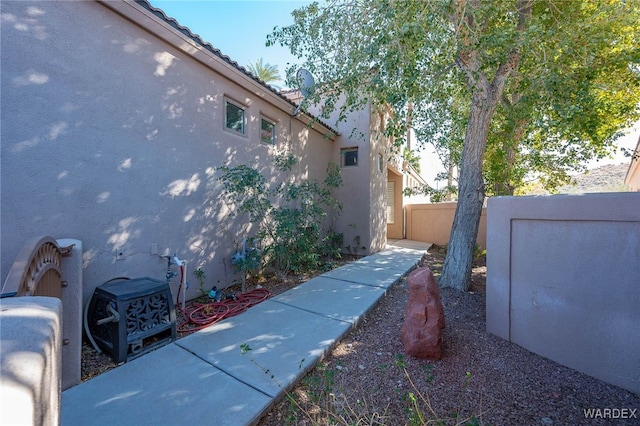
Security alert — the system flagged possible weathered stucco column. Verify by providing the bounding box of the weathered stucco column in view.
[0,296,63,426]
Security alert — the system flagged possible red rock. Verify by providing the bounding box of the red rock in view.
[400,267,445,359]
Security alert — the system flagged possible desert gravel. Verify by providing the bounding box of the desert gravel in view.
[258,251,640,426]
[81,249,639,425]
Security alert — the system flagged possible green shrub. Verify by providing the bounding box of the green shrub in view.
[217,157,343,279]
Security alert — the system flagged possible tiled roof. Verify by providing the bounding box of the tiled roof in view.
[135,0,338,135]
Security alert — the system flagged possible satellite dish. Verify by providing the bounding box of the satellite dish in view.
[293,68,315,116]
[296,68,315,98]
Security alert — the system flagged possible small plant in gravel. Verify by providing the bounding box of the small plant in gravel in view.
[394,357,491,426]
[246,344,491,425]
[241,344,389,425]
[422,364,435,384]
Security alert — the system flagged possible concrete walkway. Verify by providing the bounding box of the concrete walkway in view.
[62,240,429,426]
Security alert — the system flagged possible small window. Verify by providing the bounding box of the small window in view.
[260,118,276,145]
[377,154,384,172]
[225,100,245,134]
[341,147,358,167]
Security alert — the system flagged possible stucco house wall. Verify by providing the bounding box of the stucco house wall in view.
[624,136,640,191]
[331,102,378,254]
[299,94,391,255]
[0,0,339,306]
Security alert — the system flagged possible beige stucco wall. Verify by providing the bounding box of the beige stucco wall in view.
[331,102,375,254]
[487,193,640,394]
[405,202,487,248]
[0,1,335,307]
[305,97,390,255]
[625,137,640,191]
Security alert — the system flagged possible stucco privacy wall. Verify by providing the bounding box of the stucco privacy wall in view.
[1,1,337,307]
[405,203,487,248]
[487,193,640,394]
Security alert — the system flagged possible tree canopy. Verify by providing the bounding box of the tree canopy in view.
[483,1,640,195]
[269,0,640,290]
[246,58,281,85]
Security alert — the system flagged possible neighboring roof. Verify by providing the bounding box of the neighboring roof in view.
[134,0,339,136]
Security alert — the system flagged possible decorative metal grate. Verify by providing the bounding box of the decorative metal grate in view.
[87,277,176,364]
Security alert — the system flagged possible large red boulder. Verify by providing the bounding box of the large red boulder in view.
[400,267,446,359]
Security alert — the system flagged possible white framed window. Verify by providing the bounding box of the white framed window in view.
[260,117,276,145]
[225,99,245,134]
[341,147,358,167]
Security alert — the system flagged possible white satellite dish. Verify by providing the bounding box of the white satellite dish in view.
[297,68,315,98]
[293,68,315,116]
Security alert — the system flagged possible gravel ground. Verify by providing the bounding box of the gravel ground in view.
[82,248,639,425]
[258,249,640,426]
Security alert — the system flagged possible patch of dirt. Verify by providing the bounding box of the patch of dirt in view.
[82,248,639,426]
[258,247,639,426]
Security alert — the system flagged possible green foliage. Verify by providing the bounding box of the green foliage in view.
[482,1,640,195]
[403,147,421,173]
[474,246,486,261]
[269,0,640,291]
[246,57,280,85]
[217,159,343,279]
[240,343,252,355]
[319,229,343,263]
[231,237,261,292]
[344,224,366,255]
[421,364,435,384]
[193,268,207,297]
[274,152,296,172]
[403,182,458,203]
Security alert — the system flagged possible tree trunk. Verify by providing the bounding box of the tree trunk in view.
[439,91,497,291]
[446,148,455,201]
[440,0,530,292]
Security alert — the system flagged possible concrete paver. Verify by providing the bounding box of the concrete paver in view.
[62,240,429,425]
[271,276,387,323]
[320,264,406,289]
[176,299,352,399]
[62,343,273,426]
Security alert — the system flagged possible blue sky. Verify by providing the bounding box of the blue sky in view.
[150,0,636,172]
[150,1,312,88]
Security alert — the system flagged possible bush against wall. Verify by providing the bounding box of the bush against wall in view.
[217,156,343,279]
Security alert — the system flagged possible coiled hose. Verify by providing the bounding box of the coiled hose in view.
[176,287,270,334]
